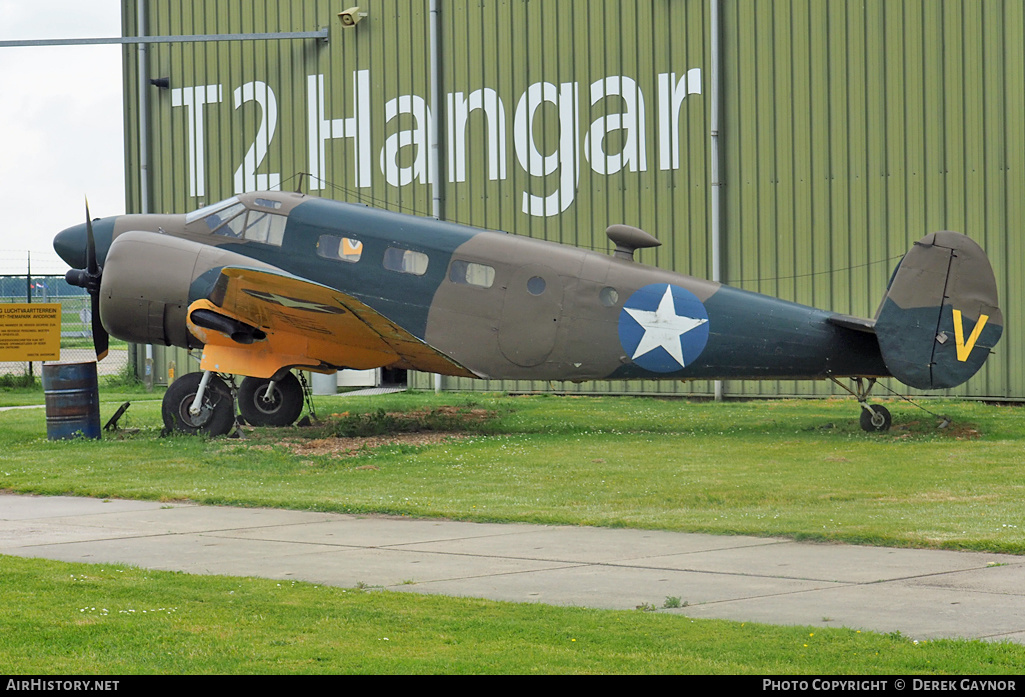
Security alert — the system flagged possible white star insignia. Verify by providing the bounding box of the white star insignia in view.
[624,285,708,368]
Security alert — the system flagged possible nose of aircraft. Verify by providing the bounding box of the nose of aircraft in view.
[54,217,117,269]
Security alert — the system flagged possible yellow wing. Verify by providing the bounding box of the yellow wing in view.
[186,266,478,379]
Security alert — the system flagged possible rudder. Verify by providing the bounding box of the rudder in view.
[874,231,1002,390]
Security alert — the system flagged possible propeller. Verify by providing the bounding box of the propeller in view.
[64,200,109,361]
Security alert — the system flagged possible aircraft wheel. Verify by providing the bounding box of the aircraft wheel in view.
[859,405,892,432]
[238,374,304,427]
[162,372,235,437]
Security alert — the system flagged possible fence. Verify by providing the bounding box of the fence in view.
[0,253,131,380]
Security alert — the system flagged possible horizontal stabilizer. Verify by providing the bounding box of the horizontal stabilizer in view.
[874,231,1002,390]
[827,314,877,334]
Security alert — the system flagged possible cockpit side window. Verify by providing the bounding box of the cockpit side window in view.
[214,208,248,237]
[186,196,287,245]
[245,211,287,245]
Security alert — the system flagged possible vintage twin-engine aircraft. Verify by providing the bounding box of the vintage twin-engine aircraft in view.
[55,190,1003,435]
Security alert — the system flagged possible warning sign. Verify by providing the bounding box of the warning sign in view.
[0,303,61,361]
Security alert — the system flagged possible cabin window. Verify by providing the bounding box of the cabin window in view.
[244,211,288,246]
[449,260,495,288]
[384,247,429,276]
[526,276,546,295]
[599,287,619,307]
[316,235,363,263]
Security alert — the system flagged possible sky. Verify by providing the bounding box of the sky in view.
[0,1,124,275]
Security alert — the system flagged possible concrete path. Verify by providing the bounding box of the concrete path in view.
[2,493,1023,644]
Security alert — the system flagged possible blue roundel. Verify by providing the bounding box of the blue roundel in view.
[618,284,710,373]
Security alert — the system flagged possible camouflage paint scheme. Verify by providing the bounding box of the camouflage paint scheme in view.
[54,190,1001,395]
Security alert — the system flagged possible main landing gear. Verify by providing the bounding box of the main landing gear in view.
[238,374,304,427]
[162,371,235,436]
[829,376,892,432]
[161,370,308,436]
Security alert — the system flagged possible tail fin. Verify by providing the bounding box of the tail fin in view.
[874,231,1002,390]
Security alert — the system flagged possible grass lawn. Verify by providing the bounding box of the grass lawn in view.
[2,386,1024,673]
[3,555,1024,675]
[2,390,1024,552]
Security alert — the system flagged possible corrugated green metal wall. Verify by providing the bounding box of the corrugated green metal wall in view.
[428,0,714,396]
[122,1,1024,400]
[719,0,1023,399]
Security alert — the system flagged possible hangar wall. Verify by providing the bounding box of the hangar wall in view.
[122,0,1024,400]
[719,0,1023,400]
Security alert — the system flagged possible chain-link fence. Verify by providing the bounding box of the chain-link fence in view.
[1,253,130,381]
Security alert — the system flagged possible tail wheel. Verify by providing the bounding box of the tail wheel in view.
[859,405,892,432]
[238,373,304,427]
[162,372,234,436]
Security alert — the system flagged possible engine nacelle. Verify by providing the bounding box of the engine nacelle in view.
[99,231,278,348]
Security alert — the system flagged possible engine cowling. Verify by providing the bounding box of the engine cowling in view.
[98,231,277,348]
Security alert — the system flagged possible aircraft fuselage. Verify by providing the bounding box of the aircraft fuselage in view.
[57,192,889,383]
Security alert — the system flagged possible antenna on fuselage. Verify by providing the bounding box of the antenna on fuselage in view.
[606,225,661,261]
[295,172,308,194]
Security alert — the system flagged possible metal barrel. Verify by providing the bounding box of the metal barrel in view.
[41,362,101,440]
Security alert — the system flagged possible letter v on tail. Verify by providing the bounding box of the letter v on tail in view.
[953,309,989,363]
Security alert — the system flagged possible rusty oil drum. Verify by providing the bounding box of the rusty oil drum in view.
[42,362,101,440]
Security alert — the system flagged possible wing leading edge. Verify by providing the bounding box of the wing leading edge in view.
[186,266,478,379]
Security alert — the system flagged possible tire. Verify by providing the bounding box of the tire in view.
[238,373,304,427]
[859,405,892,432]
[162,372,235,436]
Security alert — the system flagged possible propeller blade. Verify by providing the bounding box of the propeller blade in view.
[85,199,98,276]
[91,293,109,361]
[73,197,108,360]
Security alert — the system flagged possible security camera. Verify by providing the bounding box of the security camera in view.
[338,6,366,27]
